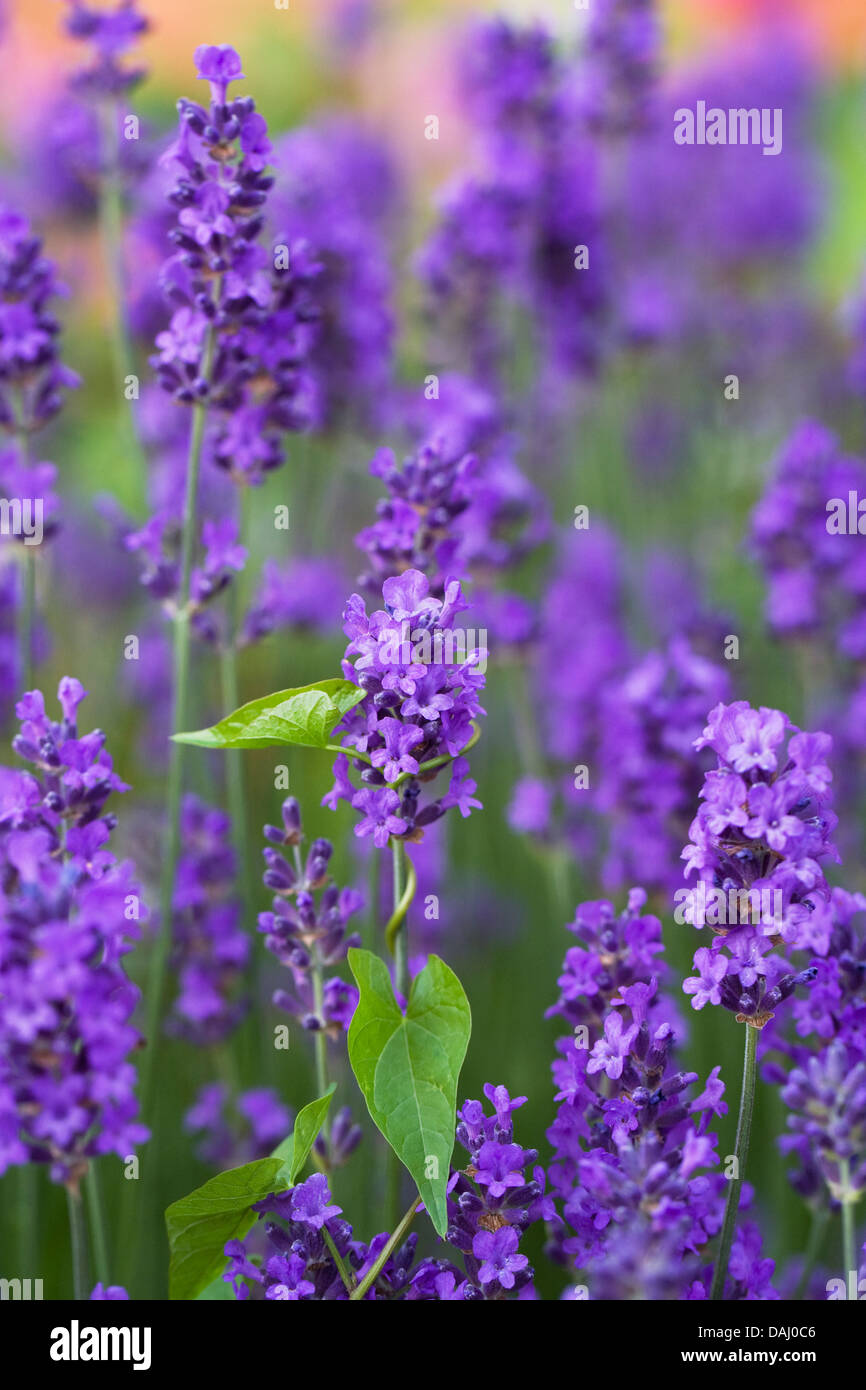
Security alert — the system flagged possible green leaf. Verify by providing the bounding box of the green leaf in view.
[347,948,471,1236]
[272,1084,336,1187]
[196,1275,234,1301]
[166,1085,336,1300]
[165,1157,284,1302]
[172,678,365,751]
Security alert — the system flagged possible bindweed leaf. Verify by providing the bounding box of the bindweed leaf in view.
[167,1086,335,1300]
[272,1083,336,1187]
[165,1157,284,1302]
[347,948,471,1236]
[172,678,365,750]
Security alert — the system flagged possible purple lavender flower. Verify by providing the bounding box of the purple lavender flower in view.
[63,0,149,95]
[580,0,660,134]
[0,682,148,1186]
[0,208,80,436]
[408,1083,540,1300]
[258,799,363,1166]
[224,1173,414,1301]
[545,891,779,1299]
[324,569,485,854]
[152,48,321,483]
[681,701,838,1027]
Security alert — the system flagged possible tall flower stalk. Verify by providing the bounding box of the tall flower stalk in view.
[681,699,838,1296]
[140,335,214,1114]
[141,41,318,1107]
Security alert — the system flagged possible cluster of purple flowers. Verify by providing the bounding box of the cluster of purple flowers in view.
[681,701,838,1025]
[750,421,866,643]
[125,510,246,640]
[408,1084,544,1299]
[0,680,148,1185]
[258,797,362,1042]
[153,44,320,481]
[62,0,149,96]
[324,569,485,848]
[355,441,478,599]
[757,886,866,1224]
[357,381,548,619]
[223,1083,541,1300]
[546,892,776,1299]
[580,0,660,135]
[0,207,80,440]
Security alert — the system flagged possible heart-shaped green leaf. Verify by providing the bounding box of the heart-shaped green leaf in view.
[172,678,365,750]
[270,1084,336,1187]
[166,1086,336,1300]
[166,1157,284,1302]
[347,948,471,1236]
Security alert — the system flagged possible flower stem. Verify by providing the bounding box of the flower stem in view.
[66,1187,90,1302]
[140,339,214,1121]
[292,844,330,1143]
[349,1195,420,1300]
[385,839,412,1227]
[385,840,415,977]
[219,641,252,927]
[322,1228,355,1294]
[85,1162,111,1289]
[710,1021,758,1301]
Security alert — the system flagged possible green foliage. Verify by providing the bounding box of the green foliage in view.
[347,949,471,1236]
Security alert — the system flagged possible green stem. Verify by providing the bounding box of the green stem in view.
[325,743,372,765]
[710,1022,759,1301]
[66,1187,90,1301]
[293,845,330,1144]
[385,840,412,1228]
[322,1228,355,1294]
[385,844,416,966]
[350,1196,420,1301]
[220,641,252,926]
[389,838,409,1000]
[85,1162,111,1288]
[140,331,215,1120]
[840,1160,857,1285]
[98,100,147,515]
